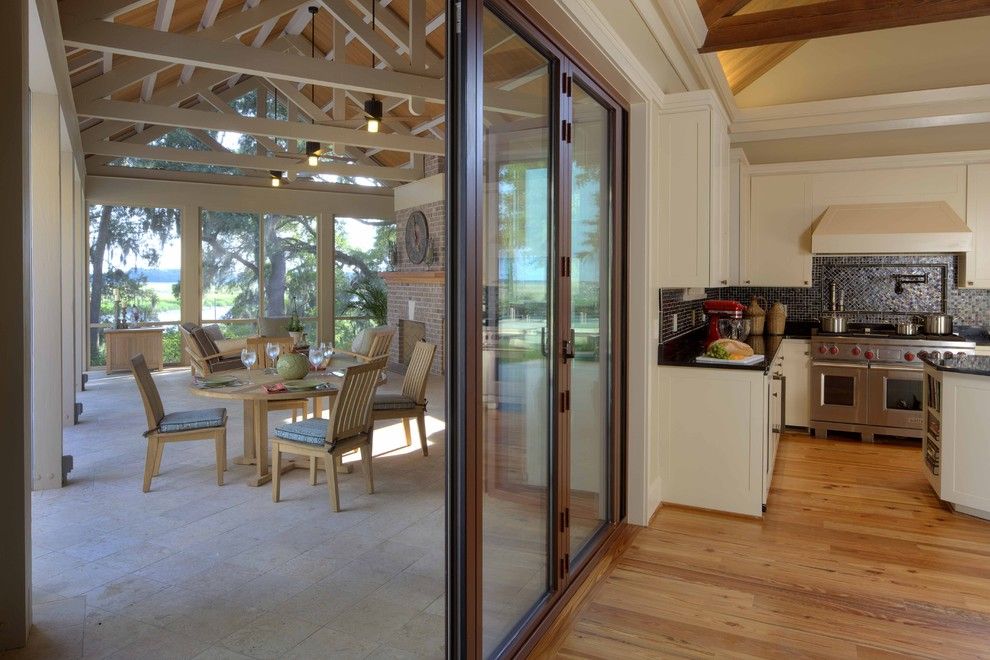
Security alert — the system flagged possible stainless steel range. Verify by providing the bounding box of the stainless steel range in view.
[810,326,975,442]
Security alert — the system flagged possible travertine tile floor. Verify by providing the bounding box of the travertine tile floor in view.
[3,367,446,659]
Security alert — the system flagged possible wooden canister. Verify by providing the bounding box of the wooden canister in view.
[767,302,787,336]
[744,296,767,335]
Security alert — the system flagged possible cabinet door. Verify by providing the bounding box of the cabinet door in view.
[963,164,990,288]
[781,339,810,428]
[743,174,813,287]
[658,110,710,288]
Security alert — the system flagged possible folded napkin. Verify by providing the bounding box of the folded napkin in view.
[265,383,287,393]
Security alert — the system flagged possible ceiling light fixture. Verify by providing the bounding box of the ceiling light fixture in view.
[306,6,322,166]
[365,0,382,133]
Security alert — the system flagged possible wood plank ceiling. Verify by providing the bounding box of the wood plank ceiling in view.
[700,0,990,96]
[61,0,451,190]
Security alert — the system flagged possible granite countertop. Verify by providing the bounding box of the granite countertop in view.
[956,325,990,346]
[922,354,990,377]
[658,322,816,372]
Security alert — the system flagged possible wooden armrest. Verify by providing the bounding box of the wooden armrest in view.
[332,349,371,361]
[186,346,241,362]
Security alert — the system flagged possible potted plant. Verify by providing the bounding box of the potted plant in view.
[286,312,305,347]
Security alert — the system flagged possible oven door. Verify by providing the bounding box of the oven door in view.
[811,361,869,425]
[868,364,924,430]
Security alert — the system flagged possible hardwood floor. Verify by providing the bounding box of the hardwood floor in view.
[536,433,990,658]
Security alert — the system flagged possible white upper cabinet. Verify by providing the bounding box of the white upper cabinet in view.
[657,95,730,288]
[810,165,966,220]
[962,164,990,288]
[742,173,813,287]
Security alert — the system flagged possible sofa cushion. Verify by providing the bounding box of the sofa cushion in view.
[274,418,329,446]
[202,324,225,342]
[158,408,227,434]
[372,393,418,411]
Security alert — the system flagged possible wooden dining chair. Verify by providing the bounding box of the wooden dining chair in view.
[245,336,307,422]
[130,354,227,493]
[335,328,395,361]
[271,356,387,511]
[371,341,437,456]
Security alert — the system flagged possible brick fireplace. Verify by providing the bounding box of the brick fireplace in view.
[384,156,445,375]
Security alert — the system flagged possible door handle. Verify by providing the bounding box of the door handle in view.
[540,326,548,357]
[562,329,576,362]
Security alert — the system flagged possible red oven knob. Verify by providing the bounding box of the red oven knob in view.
[918,351,929,359]
[818,345,827,355]
[829,345,839,355]
[904,352,915,361]
[865,350,876,360]
[851,346,861,356]
[944,351,954,359]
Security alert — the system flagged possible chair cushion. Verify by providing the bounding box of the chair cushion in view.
[159,408,227,433]
[350,325,390,355]
[210,356,243,373]
[274,418,329,446]
[202,324,225,342]
[372,393,418,411]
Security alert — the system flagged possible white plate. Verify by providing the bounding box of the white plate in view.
[696,354,765,366]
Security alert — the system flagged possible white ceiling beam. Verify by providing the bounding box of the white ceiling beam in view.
[81,140,421,181]
[179,0,224,84]
[58,0,156,26]
[347,0,442,72]
[77,98,446,154]
[332,16,348,121]
[65,20,446,102]
[319,0,409,72]
[139,0,177,103]
[197,88,285,154]
[69,0,311,103]
[67,50,103,74]
[408,0,426,72]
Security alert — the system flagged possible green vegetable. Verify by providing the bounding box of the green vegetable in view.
[707,343,731,360]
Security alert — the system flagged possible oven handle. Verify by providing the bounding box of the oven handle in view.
[869,364,922,373]
[811,361,868,369]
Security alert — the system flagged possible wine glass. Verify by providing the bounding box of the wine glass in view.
[322,341,335,363]
[240,348,257,371]
[308,345,324,375]
[265,341,280,374]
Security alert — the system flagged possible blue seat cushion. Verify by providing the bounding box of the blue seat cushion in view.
[274,418,330,446]
[159,408,227,433]
[372,393,418,411]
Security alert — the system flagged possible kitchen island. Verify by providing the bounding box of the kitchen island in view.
[655,324,814,517]
[922,355,990,520]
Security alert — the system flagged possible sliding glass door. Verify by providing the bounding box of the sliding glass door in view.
[462,2,625,656]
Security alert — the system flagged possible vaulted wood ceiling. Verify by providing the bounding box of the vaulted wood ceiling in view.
[698,0,990,97]
[61,0,450,190]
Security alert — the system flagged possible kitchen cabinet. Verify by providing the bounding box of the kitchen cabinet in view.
[742,173,813,287]
[961,163,990,288]
[923,364,990,520]
[780,338,810,428]
[658,361,779,517]
[657,96,730,288]
[810,165,966,220]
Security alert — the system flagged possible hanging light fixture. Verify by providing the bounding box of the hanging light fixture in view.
[270,170,283,187]
[306,6,322,166]
[364,0,382,133]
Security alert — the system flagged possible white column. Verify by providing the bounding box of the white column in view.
[180,204,200,362]
[30,91,64,491]
[60,150,76,427]
[74,164,86,382]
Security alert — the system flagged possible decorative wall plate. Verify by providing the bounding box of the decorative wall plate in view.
[405,210,429,265]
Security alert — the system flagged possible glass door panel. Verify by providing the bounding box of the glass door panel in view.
[566,80,612,562]
[480,9,554,657]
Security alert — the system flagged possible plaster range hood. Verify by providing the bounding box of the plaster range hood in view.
[811,201,973,255]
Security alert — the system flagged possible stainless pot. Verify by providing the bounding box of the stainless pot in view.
[924,314,953,335]
[896,320,920,336]
[819,313,847,334]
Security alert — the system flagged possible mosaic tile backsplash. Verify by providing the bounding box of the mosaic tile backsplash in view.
[661,255,990,342]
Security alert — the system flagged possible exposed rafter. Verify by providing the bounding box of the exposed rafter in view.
[77,98,446,155]
[701,0,990,52]
[697,0,753,26]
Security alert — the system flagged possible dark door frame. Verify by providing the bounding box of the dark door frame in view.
[446,1,629,656]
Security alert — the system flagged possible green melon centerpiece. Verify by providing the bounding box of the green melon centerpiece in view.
[276,352,309,381]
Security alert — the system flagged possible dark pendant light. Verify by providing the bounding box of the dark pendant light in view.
[306,6,322,166]
[364,0,381,133]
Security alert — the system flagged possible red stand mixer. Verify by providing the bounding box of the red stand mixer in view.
[703,300,745,347]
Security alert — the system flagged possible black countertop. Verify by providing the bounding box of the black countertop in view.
[922,354,990,378]
[956,325,990,346]
[658,322,816,372]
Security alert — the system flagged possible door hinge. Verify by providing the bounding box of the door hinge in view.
[559,390,570,413]
[560,507,570,531]
[561,119,572,143]
[561,256,570,277]
[454,2,461,34]
[559,555,570,580]
[561,72,572,97]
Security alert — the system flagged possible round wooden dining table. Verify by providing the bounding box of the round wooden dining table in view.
[188,355,365,486]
